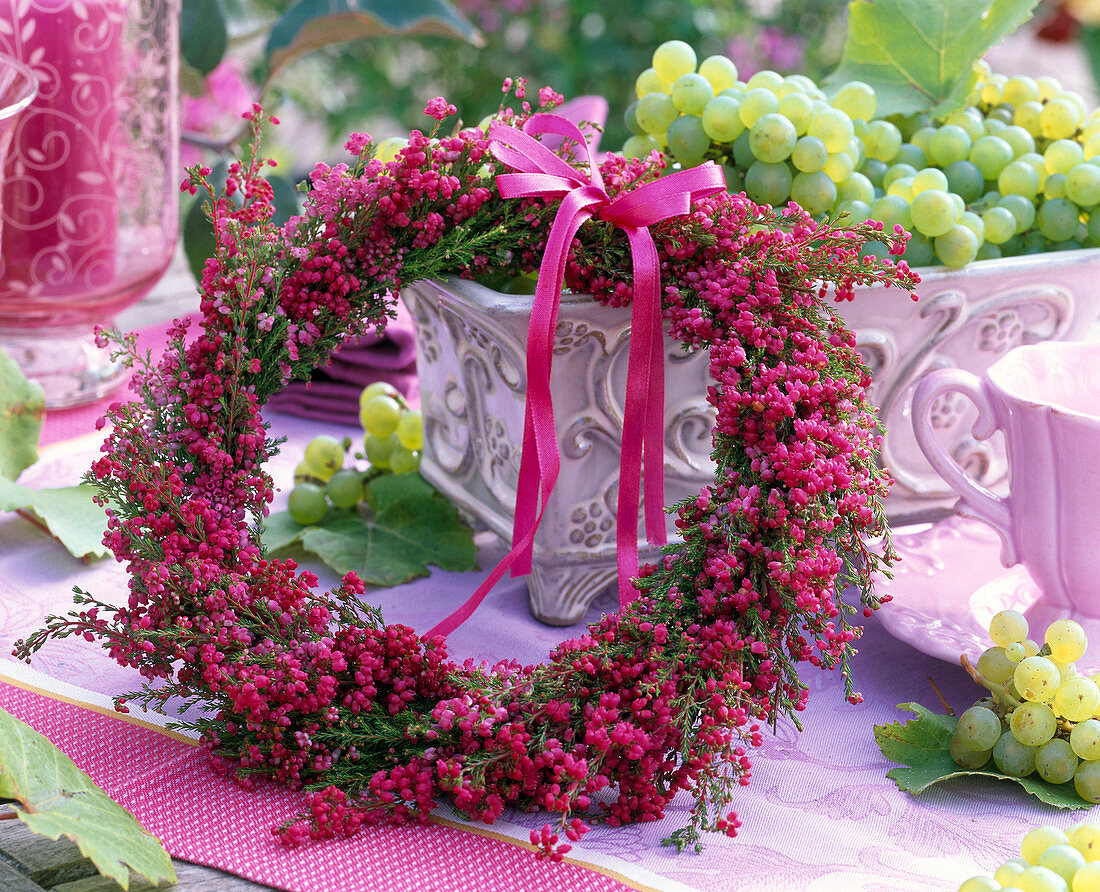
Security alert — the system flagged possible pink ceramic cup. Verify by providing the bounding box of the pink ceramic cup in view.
[912,341,1100,619]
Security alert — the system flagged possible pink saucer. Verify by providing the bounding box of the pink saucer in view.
[877,515,1100,669]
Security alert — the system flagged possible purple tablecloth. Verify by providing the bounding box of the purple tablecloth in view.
[0,410,1079,892]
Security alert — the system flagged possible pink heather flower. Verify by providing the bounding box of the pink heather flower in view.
[424,97,458,121]
[344,132,372,156]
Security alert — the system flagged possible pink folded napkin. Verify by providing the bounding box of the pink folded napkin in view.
[266,301,419,424]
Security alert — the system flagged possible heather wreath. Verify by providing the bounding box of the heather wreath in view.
[15,87,918,856]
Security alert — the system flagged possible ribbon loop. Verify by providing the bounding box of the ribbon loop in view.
[428,113,725,639]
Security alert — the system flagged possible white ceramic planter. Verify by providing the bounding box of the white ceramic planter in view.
[845,249,1100,523]
[402,278,715,625]
[403,250,1100,623]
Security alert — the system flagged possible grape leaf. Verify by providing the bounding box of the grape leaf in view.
[0,345,45,481]
[825,0,1040,119]
[875,702,1090,808]
[0,708,176,890]
[264,0,483,83]
[0,478,110,560]
[265,473,477,585]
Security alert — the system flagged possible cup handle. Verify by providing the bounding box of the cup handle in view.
[911,368,1018,566]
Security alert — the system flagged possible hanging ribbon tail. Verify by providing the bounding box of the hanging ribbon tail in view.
[433,119,729,637]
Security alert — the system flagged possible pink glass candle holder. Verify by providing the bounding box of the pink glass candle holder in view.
[0,54,36,235]
[0,0,179,408]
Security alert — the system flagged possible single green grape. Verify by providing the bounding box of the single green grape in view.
[976,645,1017,684]
[836,171,874,205]
[1021,826,1071,865]
[791,135,828,173]
[748,113,797,163]
[929,124,972,166]
[777,92,814,135]
[1011,701,1057,747]
[1069,823,1100,861]
[396,410,424,451]
[956,705,1003,751]
[943,160,984,204]
[993,729,1038,777]
[1078,761,1100,804]
[1070,719,1100,760]
[698,55,737,92]
[302,435,345,481]
[670,73,714,116]
[667,114,709,164]
[832,80,877,121]
[1036,739,1079,785]
[364,432,399,470]
[934,224,979,269]
[700,95,743,143]
[790,171,835,215]
[994,859,1028,887]
[622,134,661,159]
[287,482,328,525]
[635,67,669,99]
[1047,619,1088,663]
[1054,675,1100,723]
[910,189,960,238]
[1074,863,1100,892]
[1040,97,1083,140]
[1017,865,1069,892]
[991,609,1030,646]
[636,92,679,136]
[1015,656,1061,702]
[360,395,402,438]
[326,469,365,510]
[738,87,780,129]
[389,446,421,475]
[651,40,696,83]
[806,107,853,153]
[744,160,792,207]
[359,381,400,410]
[970,135,1015,179]
[949,733,992,769]
[1066,163,1100,207]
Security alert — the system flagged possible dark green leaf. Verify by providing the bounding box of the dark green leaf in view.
[180,0,229,76]
[0,478,110,560]
[825,0,1040,118]
[264,0,483,81]
[875,702,1090,808]
[266,473,477,585]
[0,708,176,889]
[1079,26,1100,97]
[0,345,45,481]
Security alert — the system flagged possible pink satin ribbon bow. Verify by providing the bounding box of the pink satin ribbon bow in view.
[427,113,724,638]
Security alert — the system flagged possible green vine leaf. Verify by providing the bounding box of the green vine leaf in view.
[825,0,1040,119]
[0,708,176,890]
[0,345,45,481]
[263,0,484,84]
[0,478,110,560]
[875,702,1090,808]
[180,0,228,77]
[265,473,477,585]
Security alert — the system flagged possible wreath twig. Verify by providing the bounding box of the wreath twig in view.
[14,90,917,857]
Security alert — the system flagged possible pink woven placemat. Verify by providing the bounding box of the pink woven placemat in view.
[0,678,642,892]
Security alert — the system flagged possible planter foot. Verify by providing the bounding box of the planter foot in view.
[527,562,617,626]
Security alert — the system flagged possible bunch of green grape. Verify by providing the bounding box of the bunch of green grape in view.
[959,822,1100,892]
[952,610,1100,805]
[286,382,424,525]
[622,40,1100,269]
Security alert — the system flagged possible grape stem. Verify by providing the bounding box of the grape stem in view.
[960,654,1023,711]
[926,675,955,716]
